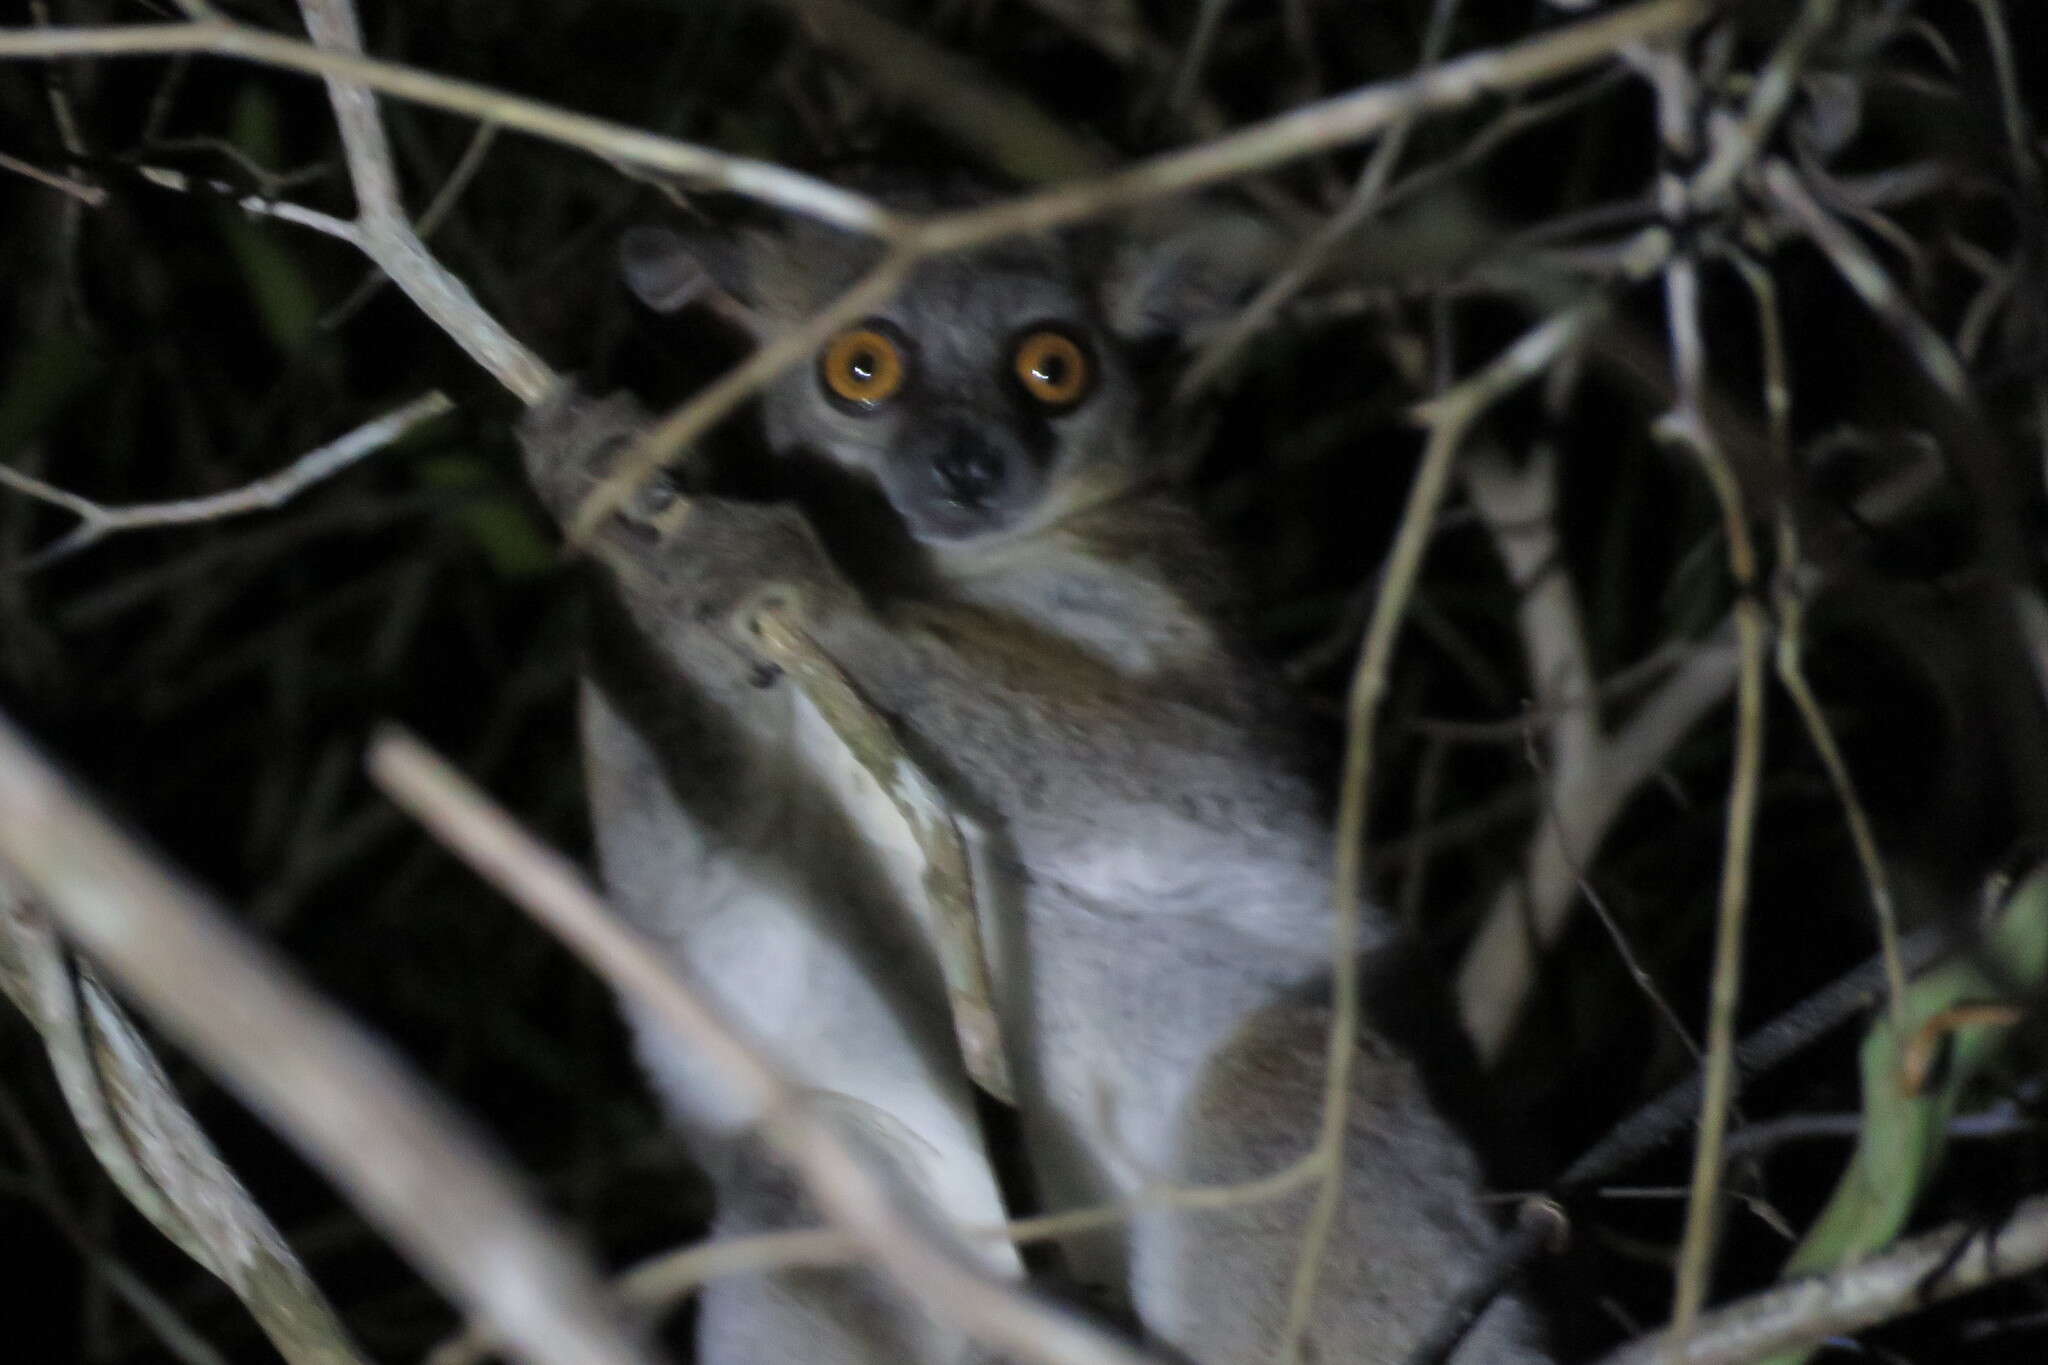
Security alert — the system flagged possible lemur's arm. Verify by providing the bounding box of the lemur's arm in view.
[519,387,1334,946]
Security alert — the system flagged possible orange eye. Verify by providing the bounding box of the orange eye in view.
[1012,328,1092,409]
[820,326,907,409]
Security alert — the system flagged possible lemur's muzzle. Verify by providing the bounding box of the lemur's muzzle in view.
[932,431,1007,509]
[887,419,1044,542]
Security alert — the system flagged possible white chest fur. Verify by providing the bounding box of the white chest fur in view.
[582,682,1019,1275]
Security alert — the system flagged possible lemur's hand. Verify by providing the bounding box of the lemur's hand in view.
[514,382,653,524]
[650,494,855,652]
[516,384,854,666]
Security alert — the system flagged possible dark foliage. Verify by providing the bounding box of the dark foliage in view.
[3,0,2048,1361]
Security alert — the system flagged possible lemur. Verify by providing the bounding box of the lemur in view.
[517,180,1546,1365]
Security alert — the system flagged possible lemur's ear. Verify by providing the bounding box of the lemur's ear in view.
[1100,204,1282,344]
[619,225,783,329]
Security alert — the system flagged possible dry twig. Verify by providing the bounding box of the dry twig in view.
[0,873,368,1365]
[1597,1190,2048,1365]
[1275,267,1654,1362]
[366,728,1150,1365]
[0,0,1723,514]
[1651,75,1773,1354]
[0,712,659,1365]
[0,392,451,568]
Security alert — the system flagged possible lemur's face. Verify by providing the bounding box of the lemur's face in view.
[620,193,1273,544]
[767,246,1139,543]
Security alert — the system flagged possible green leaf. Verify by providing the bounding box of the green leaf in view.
[416,454,555,579]
[0,332,102,463]
[214,85,322,353]
[451,497,556,579]
[1762,866,2048,1365]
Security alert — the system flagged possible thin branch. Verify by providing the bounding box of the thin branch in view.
[1967,0,2048,488]
[1403,925,1951,1365]
[1596,1191,2048,1365]
[83,742,1978,1365]
[0,0,1718,253]
[140,135,332,196]
[1456,328,1725,1070]
[1455,619,1740,1060]
[1164,0,1234,120]
[133,163,362,242]
[440,1159,1422,1365]
[1730,250,1909,1028]
[1666,591,1766,1340]
[1448,52,1883,1056]
[1723,1106,2039,1163]
[568,250,916,541]
[323,122,500,330]
[1408,636,1698,742]
[1655,86,1770,1344]
[427,1227,852,1365]
[1374,66,1632,225]
[297,0,399,220]
[27,0,94,335]
[1175,0,1464,403]
[295,0,550,404]
[30,0,87,154]
[0,20,901,234]
[580,0,1718,525]
[0,147,107,204]
[748,605,1012,1103]
[915,0,1722,251]
[1013,0,1149,67]
[1968,0,2044,213]
[0,1084,238,1365]
[1275,283,1624,1365]
[1686,0,1840,209]
[365,728,1153,1365]
[0,875,370,1365]
[0,0,1720,514]
[1521,724,1703,1065]
[0,392,452,568]
[1761,160,1972,405]
[0,712,659,1365]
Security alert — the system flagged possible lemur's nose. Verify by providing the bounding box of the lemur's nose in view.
[932,433,1006,507]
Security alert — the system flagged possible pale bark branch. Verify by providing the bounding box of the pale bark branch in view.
[1461,443,1703,1064]
[1597,1191,2048,1365]
[0,873,369,1365]
[0,711,660,1365]
[748,607,1013,1103]
[294,0,551,404]
[1641,35,1772,1345]
[0,0,1717,251]
[0,0,1723,526]
[0,392,451,567]
[1454,616,1739,1062]
[0,20,896,234]
[132,162,362,241]
[1276,266,1653,1363]
[365,727,1153,1365]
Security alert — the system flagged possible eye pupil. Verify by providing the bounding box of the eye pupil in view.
[1014,328,1091,409]
[821,325,906,409]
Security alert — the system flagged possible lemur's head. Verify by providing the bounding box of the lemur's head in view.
[620,186,1275,545]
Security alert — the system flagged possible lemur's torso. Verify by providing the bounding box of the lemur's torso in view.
[516,183,1548,1364]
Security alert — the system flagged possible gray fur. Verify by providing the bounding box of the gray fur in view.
[518,203,1547,1365]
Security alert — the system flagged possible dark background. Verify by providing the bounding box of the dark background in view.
[4,0,2048,1360]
